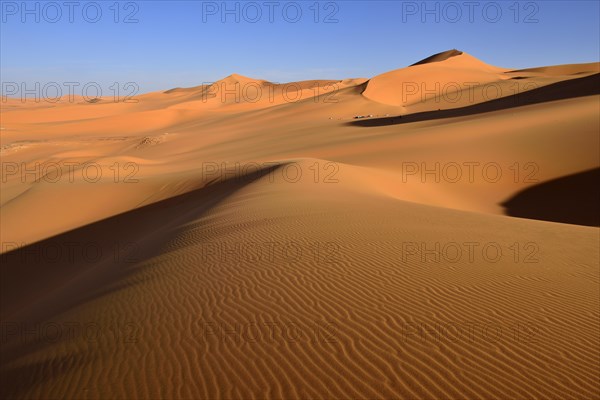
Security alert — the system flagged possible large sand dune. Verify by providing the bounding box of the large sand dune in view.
[1,50,599,399]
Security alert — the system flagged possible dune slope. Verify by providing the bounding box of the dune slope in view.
[1,162,599,399]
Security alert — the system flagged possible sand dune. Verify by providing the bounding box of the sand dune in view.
[1,50,599,399]
[2,161,599,399]
[362,51,507,107]
[507,62,600,76]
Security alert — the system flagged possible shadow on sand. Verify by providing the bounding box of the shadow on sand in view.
[0,164,282,398]
[502,168,600,227]
[348,73,600,127]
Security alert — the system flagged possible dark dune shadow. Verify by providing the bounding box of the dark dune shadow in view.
[348,73,599,127]
[0,354,89,399]
[0,164,282,375]
[501,168,600,227]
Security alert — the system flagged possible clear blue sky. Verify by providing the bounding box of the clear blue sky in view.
[1,1,599,93]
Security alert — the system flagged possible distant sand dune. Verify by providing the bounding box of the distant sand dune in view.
[363,51,507,107]
[507,62,600,76]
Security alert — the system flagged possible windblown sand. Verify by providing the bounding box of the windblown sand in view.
[1,51,599,399]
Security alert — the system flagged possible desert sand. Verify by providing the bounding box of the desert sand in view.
[1,50,599,399]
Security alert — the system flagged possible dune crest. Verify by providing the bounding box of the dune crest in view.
[410,48,464,66]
